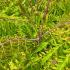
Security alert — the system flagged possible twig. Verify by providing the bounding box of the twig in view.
[43,0,51,20]
[37,0,51,43]
[0,37,39,47]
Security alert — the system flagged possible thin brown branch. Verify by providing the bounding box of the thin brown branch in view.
[43,0,51,20]
[0,37,39,47]
[37,0,51,43]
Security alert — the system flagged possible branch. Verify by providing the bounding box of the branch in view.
[43,0,51,20]
[36,0,51,43]
[0,37,39,47]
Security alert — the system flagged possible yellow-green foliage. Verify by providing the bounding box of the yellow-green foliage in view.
[0,0,70,70]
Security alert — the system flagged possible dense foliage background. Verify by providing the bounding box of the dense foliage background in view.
[0,0,70,70]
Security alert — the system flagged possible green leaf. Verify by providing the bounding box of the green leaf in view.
[57,54,70,70]
[41,44,61,65]
[35,42,48,53]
